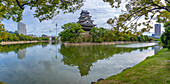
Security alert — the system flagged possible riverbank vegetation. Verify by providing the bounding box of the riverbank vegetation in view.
[0,42,49,53]
[59,23,153,43]
[160,21,170,49]
[95,21,170,84]
[0,31,49,43]
[96,48,170,84]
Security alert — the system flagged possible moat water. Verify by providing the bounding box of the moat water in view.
[0,43,160,84]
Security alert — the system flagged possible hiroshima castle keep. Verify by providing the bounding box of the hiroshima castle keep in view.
[77,10,96,31]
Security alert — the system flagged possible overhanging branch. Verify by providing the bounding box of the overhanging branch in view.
[15,0,24,10]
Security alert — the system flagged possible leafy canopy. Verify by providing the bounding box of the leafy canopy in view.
[59,22,85,42]
[160,21,170,49]
[0,0,84,22]
[105,0,170,34]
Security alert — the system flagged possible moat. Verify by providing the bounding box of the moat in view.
[0,43,160,84]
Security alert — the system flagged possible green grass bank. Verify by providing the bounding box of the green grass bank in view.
[97,48,170,84]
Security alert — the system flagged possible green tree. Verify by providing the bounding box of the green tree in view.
[103,30,116,42]
[0,0,84,22]
[7,33,13,41]
[0,24,7,42]
[12,34,20,41]
[42,37,49,41]
[160,21,170,49]
[59,22,84,42]
[89,27,109,42]
[105,0,170,34]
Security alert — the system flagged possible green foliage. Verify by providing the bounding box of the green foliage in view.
[160,21,170,49]
[42,37,49,41]
[59,24,153,43]
[105,0,170,34]
[0,0,84,22]
[0,24,7,42]
[137,35,150,42]
[103,30,116,42]
[89,27,109,43]
[59,22,85,42]
[1,32,49,42]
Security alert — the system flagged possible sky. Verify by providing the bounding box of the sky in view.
[2,0,165,36]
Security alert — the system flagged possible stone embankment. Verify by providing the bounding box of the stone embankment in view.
[63,41,153,46]
[0,41,48,45]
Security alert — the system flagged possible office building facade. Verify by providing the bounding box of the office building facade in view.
[154,24,161,39]
[17,22,26,35]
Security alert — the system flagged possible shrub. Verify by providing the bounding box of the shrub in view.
[160,21,170,49]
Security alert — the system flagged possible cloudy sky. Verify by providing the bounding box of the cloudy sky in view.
[2,0,164,36]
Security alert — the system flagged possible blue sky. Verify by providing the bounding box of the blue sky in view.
[2,0,164,36]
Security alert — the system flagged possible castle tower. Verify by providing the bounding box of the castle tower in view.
[77,10,96,31]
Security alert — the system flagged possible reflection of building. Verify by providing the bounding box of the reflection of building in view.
[17,22,26,35]
[77,10,96,31]
[154,44,161,54]
[154,24,161,39]
[17,49,26,59]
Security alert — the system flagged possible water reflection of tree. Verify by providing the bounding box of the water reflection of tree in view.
[59,45,150,76]
[0,42,49,59]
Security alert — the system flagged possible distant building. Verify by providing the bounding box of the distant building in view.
[17,22,26,35]
[77,10,96,31]
[152,34,155,37]
[28,34,36,37]
[49,36,57,41]
[6,31,14,34]
[42,34,48,38]
[154,24,161,39]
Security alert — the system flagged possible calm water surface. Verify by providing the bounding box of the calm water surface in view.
[0,43,160,84]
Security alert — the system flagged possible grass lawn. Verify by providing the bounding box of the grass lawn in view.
[97,48,170,84]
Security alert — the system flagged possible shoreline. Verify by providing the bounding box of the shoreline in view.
[63,41,154,46]
[95,48,170,84]
[0,41,49,45]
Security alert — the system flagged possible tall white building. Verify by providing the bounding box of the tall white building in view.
[154,24,161,39]
[17,22,26,35]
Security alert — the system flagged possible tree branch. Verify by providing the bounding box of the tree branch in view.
[124,5,152,22]
[15,0,24,10]
[165,0,170,3]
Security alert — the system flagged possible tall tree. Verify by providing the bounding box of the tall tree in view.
[104,0,170,34]
[0,0,84,22]
[0,24,7,41]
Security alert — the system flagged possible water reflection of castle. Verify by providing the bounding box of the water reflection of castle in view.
[17,49,26,59]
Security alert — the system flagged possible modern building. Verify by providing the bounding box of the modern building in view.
[77,10,96,31]
[154,24,161,39]
[6,30,14,34]
[152,34,155,37]
[17,22,26,35]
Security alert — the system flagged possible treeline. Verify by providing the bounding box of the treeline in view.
[0,31,49,42]
[59,22,154,43]
[160,21,170,49]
